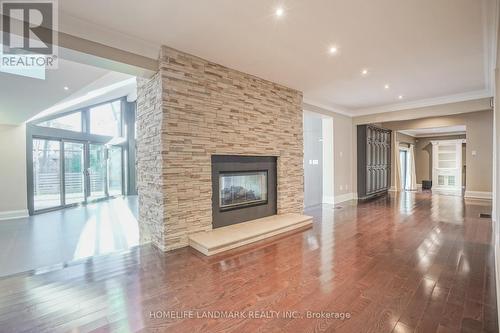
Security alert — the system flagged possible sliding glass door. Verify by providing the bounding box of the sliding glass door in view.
[33,139,62,210]
[32,139,124,213]
[64,141,85,205]
[27,97,136,215]
[88,144,107,201]
[108,146,123,196]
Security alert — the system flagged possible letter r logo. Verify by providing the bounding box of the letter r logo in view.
[1,1,54,54]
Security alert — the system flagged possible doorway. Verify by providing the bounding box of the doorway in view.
[303,111,334,207]
[32,138,124,213]
[431,139,465,195]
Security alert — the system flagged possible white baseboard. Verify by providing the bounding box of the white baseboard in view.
[323,195,335,204]
[388,186,397,192]
[334,193,355,204]
[0,209,29,221]
[464,191,493,200]
[417,183,422,189]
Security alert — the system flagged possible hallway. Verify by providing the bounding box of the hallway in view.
[0,192,496,332]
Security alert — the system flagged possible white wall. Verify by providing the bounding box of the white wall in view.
[303,112,324,207]
[303,103,354,203]
[0,124,28,219]
[322,117,334,204]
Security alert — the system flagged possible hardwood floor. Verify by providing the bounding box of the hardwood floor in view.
[0,192,497,332]
[0,196,139,277]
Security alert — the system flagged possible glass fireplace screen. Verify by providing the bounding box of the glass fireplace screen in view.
[219,171,268,209]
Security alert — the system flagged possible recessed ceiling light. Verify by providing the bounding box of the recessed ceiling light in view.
[361,69,368,76]
[275,7,284,17]
[63,86,69,91]
[398,95,404,100]
[329,46,338,55]
[384,84,390,90]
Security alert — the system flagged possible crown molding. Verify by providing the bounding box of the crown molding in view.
[399,130,467,138]
[304,89,492,119]
[351,90,493,117]
[430,139,466,145]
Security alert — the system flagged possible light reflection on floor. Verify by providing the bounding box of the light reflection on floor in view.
[0,196,139,277]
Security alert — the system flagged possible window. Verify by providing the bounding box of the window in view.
[89,100,122,137]
[37,112,82,132]
[27,97,136,214]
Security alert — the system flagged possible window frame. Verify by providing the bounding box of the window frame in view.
[36,111,84,133]
[31,97,125,137]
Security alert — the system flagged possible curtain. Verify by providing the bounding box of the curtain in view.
[408,144,418,191]
[395,141,402,191]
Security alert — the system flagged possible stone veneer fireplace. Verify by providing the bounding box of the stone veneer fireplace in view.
[211,155,277,228]
[136,46,304,251]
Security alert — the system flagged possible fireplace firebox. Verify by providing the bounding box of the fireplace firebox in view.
[219,171,268,210]
[212,155,277,228]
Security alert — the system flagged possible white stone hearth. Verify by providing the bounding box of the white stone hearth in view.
[188,213,312,256]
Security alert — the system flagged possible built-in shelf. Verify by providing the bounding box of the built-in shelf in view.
[357,125,392,200]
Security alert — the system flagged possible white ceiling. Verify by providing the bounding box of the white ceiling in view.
[31,72,136,122]
[399,125,467,137]
[0,59,110,124]
[58,0,499,116]
[0,60,136,125]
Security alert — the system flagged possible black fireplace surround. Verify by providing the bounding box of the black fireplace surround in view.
[211,155,277,228]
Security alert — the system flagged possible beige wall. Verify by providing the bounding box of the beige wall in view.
[413,135,466,184]
[303,103,354,200]
[396,132,416,145]
[380,111,493,193]
[352,107,493,194]
[0,124,27,217]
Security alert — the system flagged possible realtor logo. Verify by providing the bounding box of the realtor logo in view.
[0,0,58,69]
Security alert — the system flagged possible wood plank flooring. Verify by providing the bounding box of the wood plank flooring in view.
[0,192,497,332]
